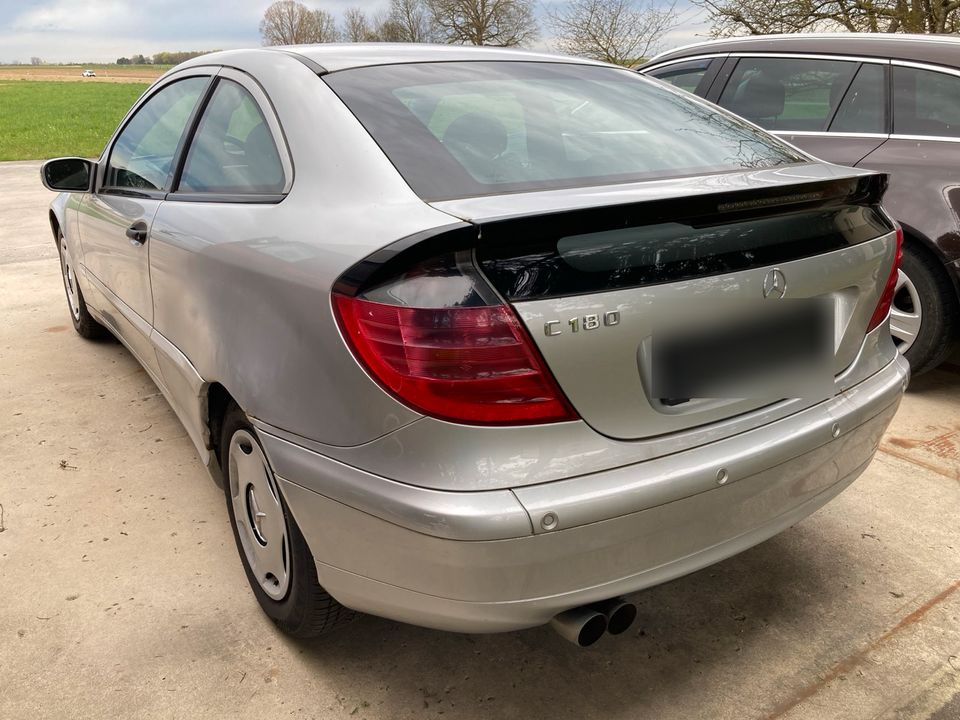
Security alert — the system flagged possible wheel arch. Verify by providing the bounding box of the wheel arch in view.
[49,209,61,243]
[898,223,960,306]
[204,381,237,488]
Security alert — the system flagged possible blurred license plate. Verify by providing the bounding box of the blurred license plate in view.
[650,299,834,401]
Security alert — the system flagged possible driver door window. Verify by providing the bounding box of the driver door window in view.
[105,77,208,192]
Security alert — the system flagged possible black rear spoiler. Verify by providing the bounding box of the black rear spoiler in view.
[334,174,891,300]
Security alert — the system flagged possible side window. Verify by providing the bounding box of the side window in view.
[646,59,713,95]
[893,65,960,138]
[178,79,286,194]
[718,58,857,131]
[830,63,887,134]
[106,77,208,192]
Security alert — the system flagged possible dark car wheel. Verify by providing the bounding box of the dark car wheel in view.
[221,403,356,638]
[891,243,958,375]
[57,231,108,340]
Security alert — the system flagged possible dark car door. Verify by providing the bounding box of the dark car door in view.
[856,62,960,263]
[79,72,212,374]
[712,56,889,166]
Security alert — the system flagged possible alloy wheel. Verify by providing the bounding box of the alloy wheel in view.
[890,269,921,354]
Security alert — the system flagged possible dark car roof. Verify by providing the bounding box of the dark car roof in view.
[644,33,960,69]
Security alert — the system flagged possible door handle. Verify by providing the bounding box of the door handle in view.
[126,221,148,245]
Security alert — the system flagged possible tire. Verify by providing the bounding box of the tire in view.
[891,242,958,376]
[56,231,108,340]
[220,404,355,638]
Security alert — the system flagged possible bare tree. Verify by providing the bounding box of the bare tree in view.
[389,0,437,41]
[696,0,960,35]
[344,7,374,42]
[30,56,43,65]
[426,0,538,45]
[371,11,407,41]
[313,8,341,42]
[260,0,339,45]
[549,0,678,65]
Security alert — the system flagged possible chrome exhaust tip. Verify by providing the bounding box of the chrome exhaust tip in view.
[591,597,638,635]
[550,607,607,647]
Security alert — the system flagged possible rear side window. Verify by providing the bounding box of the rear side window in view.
[893,65,960,138]
[718,58,858,131]
[178,79,285,194]
[106,77,208,191]
[830,63,887,134]
[646,59,713,94]
[325,61,802,202]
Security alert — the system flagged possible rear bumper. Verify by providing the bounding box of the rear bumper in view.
[268,354,908,632]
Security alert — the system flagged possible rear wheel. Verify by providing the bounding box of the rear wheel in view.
[57,231,107,339]
[891,243,958,376]
[221,404,355,638]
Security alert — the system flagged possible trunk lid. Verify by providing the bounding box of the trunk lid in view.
[433,165,895,440]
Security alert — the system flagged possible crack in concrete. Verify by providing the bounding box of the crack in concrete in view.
[762,579,960,720]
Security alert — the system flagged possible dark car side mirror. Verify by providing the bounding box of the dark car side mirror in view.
[41,157,95,192]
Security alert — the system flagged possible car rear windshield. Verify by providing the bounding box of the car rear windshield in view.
[323,61,805,201]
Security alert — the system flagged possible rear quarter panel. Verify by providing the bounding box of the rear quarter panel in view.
[858,138,960,262]
[147,53,456,447]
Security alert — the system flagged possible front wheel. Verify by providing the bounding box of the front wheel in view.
[57,231,107,339]
[221,404,355,638]
[890,243,958,376]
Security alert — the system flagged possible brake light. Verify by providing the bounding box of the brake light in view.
[332,251,578,425]
[866,224,903,333]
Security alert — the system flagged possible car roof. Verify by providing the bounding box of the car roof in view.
[645,33,960,69]
[182,43,610,75]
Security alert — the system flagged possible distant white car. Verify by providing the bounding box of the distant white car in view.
[81,70,96,77]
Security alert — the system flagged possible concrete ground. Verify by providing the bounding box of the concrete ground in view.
[1,159,959,720]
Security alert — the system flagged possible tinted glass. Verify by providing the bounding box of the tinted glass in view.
[179,79,285,194]
[325,62,802,201]
[894,65,960,137]
[106,77,207,191]
[647,59,712,94]
[719,58,858,131]
[830,63,886,134]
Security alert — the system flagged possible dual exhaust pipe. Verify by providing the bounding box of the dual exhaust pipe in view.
[550,597,638,647]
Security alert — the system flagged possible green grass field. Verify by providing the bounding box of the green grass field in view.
[0,81,148,161]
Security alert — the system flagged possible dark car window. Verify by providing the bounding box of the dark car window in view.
[830,63,887,134]
[325,61,803,202]
[178,79,285,194]
[718,58,858,131]
[646,59,713,94]
[893,65,960,138]
[105,77,207,192]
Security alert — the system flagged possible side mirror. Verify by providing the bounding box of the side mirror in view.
[41,157,95,192]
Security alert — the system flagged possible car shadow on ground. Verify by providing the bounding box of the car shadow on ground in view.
[284,523,868,720]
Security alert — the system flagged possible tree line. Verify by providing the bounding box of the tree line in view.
[694,0,960,35]
[260,0,960,65]
[260,0,680,65]
[115,51,217,66]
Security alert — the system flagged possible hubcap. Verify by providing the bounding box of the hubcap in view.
[890,269,921,354]
[229,430,290,601]
[59,236,81,321]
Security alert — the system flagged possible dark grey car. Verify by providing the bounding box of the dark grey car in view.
[642,33,960,374]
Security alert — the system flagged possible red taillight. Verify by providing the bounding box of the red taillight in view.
[867,224,904,333]
[333,294,578,425]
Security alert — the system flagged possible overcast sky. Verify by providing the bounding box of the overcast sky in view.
[0,0,711,63]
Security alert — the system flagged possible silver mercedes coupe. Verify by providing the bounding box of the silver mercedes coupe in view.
[42,44,908,647]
